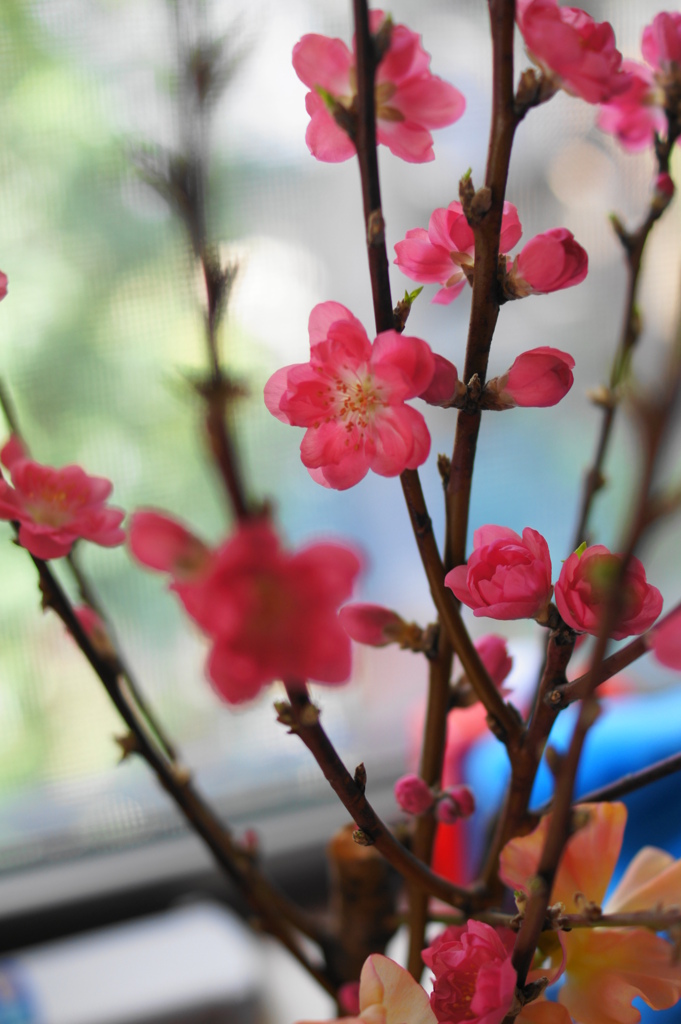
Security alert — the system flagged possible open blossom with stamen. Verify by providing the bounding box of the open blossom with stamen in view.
[264,302,435,490]
[0,435,125,559]
[292,11,465,163]
[501,803,681,1024]
[130,511,361,704]
[516,0,626,104]
[394,201,522,305]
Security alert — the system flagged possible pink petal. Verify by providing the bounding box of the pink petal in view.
[309,301,366,347]
[392,76,466,129]
[264,365,297,423]
[304,91,356,162]
[371,331,435,398]
[394,232,454,285]
[292,34,353,94]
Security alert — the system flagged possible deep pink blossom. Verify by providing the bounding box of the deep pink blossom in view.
[0,435,125,559]
[491,347,575,409]
[436,785,475,824]
[420,354,461,406]
[656,172,675,201]
[651,608,681,670]
[516,0,626,104]
[292,12,465,164]
[395,774,434,816]
[597,61,664,152]
[507,229,588,297]
[642,12,681,72]
[395,201,522,304]
[339,603,406,647]
[264,302,435,490]
[555,545,663,640]
[130,512,361,704]
[474,635,513,690]
[0,272,7,301]
[423,920,516,1024]
[445,525,553,621]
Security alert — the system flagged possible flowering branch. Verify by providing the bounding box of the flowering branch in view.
[538,749,681,814]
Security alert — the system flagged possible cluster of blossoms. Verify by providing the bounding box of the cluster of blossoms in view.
[446,525,663,640]
[394,774,475,825]
[394,200,588,306]
[129,512,361,704]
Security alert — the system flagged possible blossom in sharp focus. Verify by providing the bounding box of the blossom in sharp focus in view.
[555,544,663,640]
[650,607,681,669]
[394,201,522,304]
[0,435,125,559]
[264,302,435,490]
[445,525,553,621]
[129,511,361,704]
[500,803,681,1024]
[488,347,575,409]
[423,920,517,1024]
[299,954,437,1024]
[505,229,588,297]
[292,11,465,164]
[516,0,626,104]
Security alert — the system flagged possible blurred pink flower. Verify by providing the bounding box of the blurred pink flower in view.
[0,272,7,301]
[0,435,125,559]
[491,347,575,408]
[597,61,664,152]
[423,920,516,1024]
[445,525,553,621]
[339,603,406,647]
[516,0,626,104]
[474,635,513,690]
[130,512,361,704]
[555,544,663,640]
[507,229,588,297]
[501,803,681,1024]
[264,301,435,490]
[395,774,434,816]
[292,12,465,164]
[435,784,475,824]
[642,11,681,72]
[650,608,681,669]
[394,201,522,304]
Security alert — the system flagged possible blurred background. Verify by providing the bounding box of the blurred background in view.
[0,0,680,1021]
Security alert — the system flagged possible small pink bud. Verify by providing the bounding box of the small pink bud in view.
[656,173,674,199]
[492,347,575,409]
[508,229,588,298]
[0,272,7,302]
[394,773,435,816]
[475,635,513,690]
[436,784,475,823]
[338,981,361,1017]
[339,603,406,647]
[419,354,460,407]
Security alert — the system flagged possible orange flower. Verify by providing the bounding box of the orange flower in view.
[500,803,681,1024]
[300,954,436,1024]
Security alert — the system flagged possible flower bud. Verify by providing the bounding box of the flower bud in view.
[394,773,435,815]
[649,609,681,670]
[419,354,462,407]
[505,229,588,298]
[435,784,476,823]
[339,603,407,647]
[488,347,575,409]
[338,982,361,1017]
[475,635,513,689]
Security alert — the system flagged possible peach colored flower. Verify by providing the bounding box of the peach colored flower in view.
[300,954,436,1024]
[500,803,681,1024]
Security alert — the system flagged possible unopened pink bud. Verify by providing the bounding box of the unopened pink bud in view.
[655,172,675,200]
[475,635,513,689]
[508,229,588,298]
[339,603,406,647]
[436,785,475,823]
[0,272,7,302]
[394,773,435,816]
[420,354,460,407]
[497,347,575,408]
[338,981,360,1017]
[73,606,116,659]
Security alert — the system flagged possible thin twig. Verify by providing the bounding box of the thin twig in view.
[535,750,681,816]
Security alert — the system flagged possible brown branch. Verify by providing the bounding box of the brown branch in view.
[281,683,477,912]
[536,750,681,816]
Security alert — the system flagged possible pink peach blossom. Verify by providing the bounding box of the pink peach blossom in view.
[642,12,681,72]
[597,61,664,152]
[501,803,681,1024]
[650,608,681,670]
[264,302,435,490]
[423,920,516,1024]
[516,0,626,104]
[339,603,406,647]
[420,354,460,406]
[445,525,553,621]
[555,544,663,640]
[435,785,475,824]
[474,635,513,690]
[0,272,7,301]
[507,229,588,297]
[492,347,575,408]
[292,12,465,164]
[395,774,435,816]
[394,201,522,304]
[130,512,361,704]
[0,435,125,559]
[128,509,213,581]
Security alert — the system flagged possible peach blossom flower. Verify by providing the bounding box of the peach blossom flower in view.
[300,954,437,1024]
[506,230,588,297]
[500,803,681,1024]
[0,435,125,559]
[445,525,553,621]
[292,12,465,164]
[489,347,575,409]
[555,544,663,640]
[264,302,435,490]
